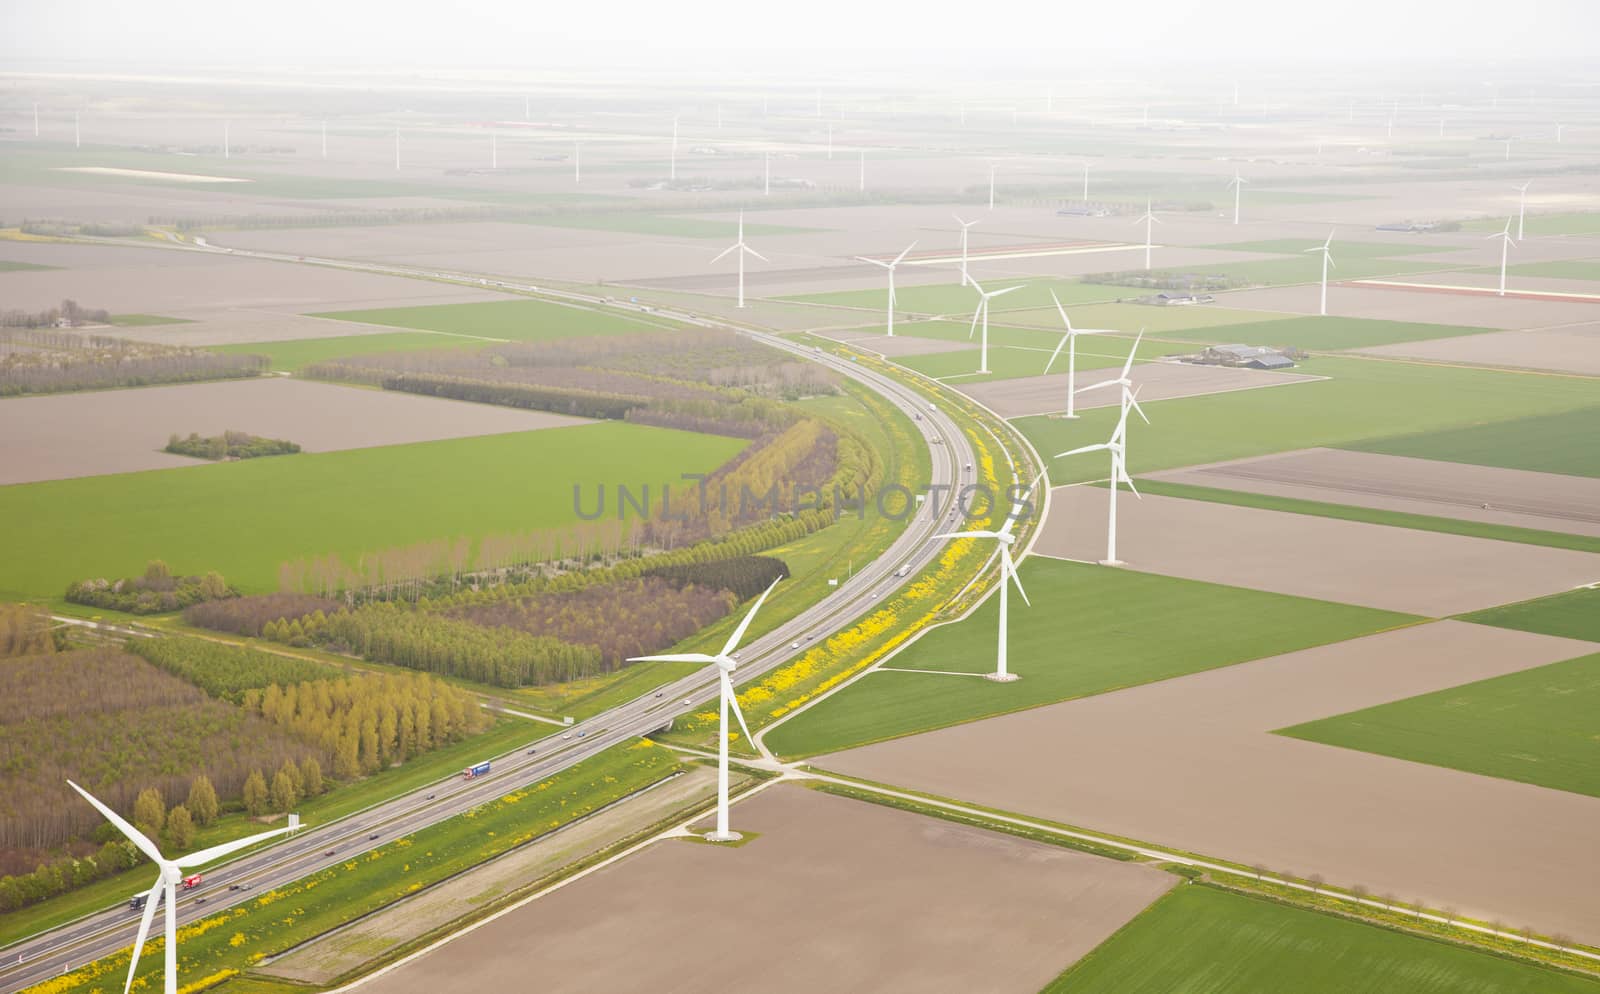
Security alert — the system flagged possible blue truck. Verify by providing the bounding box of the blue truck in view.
[462,761,491,780]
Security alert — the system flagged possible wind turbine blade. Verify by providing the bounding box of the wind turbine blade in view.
[1120,329,1144,378]
[176,825,293,868]
[1049,289,1073,332]
[967,276,987,296]
[855,256,891,269]
[892,241,918,266]
[967,302,982,340]
[1003,548,1031,607]
[1054,442,1111,459]
[722,671,756,746]
[951,545,1002,602]
[744,245,769,263]
[990,285,1022,298]
[1121,470,1143,499]
[1323,229,1334,249]
[935,530,1002,541]
[67,781,163,864]
[720,576,782,657]
[1129,388,1151,425]
[625,653,718,664]
[123,878,163,994]
[1043,335,1067,375]
[711,244,738,264]
[1073,378,1122,396]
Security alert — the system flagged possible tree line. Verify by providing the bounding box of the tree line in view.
[184,593,342,638]
[66,559,236,615]
[0,603,61,658]
[0,299,111,329]
[130,636,336,702]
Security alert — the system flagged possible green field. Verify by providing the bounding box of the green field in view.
[767,557,1414,758]
[1459,587,1600,643]
[1483,260,1600,282]
[1464,213,1600,237]
[1000,302,1288,335]
[0,422,744,598]
[1156,315,1496,351]
[1022,356,1600,487]
[892,338,1150,383]
[214,331,489,371]
[522,211,819,238]
[107,313,193,326]
[1132,480,1600,554]
[1202,238,1458,258]
[0,259,56,272]
[780,278,1133,315]
[1280,651,1600,797]
[1343,407,1600,479]
[311,298,678,343]
[1046,885,1600,994]
[1130,254,1459,289]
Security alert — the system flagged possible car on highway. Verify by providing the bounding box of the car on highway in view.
[369,833,380,840]
[527,748,537,755]
[790,641,801,649]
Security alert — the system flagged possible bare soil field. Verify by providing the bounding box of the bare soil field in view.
[264,767,728,986]
[354,784,1176,994]
[0,378,588,485]
[819,621,1600,945]
[1357,322,1600,375]
[106,311,428,347]
[0,241,501,314]
[1035,487,1600,615]
[957,360,1320,419]
[1150,447,1600,537]
[1219,283,1600,329]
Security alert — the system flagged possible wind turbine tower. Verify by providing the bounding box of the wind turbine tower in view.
[954,214,979,286]
[934,486,1039,682]
[671,115,679,181]
[1135,199,1159,270]
[855,241,917,337]
[1487,219,1516,296]
[1043,292,1116,419]
[1515,181,1531,240]
[1228,170,1247,225]
[712,211,768,309]
[967,277,1021,373]
[1304,231,1336,316]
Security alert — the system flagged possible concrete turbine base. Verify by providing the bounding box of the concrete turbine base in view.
[985,672,1021,683]
[704,831,744,843]
[1098,559,1125,567]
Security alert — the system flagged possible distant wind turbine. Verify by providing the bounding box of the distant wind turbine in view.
[628,578,782,841]
[858,148,865,191]
[763,150,770,196]
[33,102,39,137]
[1135,199,1160,270]
[1555,123,1565,143]
[855,241,917,337]
[1503,138,1513,161]
[1304,230,1336,316]
[954,214,979,286]
[1043,292,1117,419]
[988,163,997,210]
[1515,181,1531,240]
[712,211,768,309]
[68,781,298,994]
[967,277,1021,373]
[671,115,679,181]
[490,131,497,170]
[321,121,327,159]
[574,142,581,183]
[1080,161,1090,202]
[74,110,80,149]
[224,120,230,159]
[1486,219,1516,297]
[1227,170,1247,225]
[394,128,400,172]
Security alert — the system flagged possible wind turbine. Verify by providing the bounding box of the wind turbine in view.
[490,131,497,170]
[1304,230,1335,316]
[1503,138,1513,161]
[763,151,770,196]
[1043,291,1116,419]
[967,277,1021,373]
[1487,218,1516,296]
[855,241,917,337]
[1555,123,1565,144]
[933,481,1040,682]
[33,103,39,137]
[74,110,80,149]
[712,211,767,309]
[670,115,679,181]
[1227,170,1247,225]
[1055,336,1150,566]
[1135,199,1159,270]
[1515,181,1531,240]
[67,781,296,994]
[627,578,782,841]
[988,163,997,210]
[394,128,400,172]
[321,120,327,159]
[574,142,581,183]
[858,148,865,191]
[954,214,979,287]
[1080,161,1090,202]
[223,120,230,159]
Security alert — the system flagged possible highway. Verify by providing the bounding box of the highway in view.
[0,238,989,994]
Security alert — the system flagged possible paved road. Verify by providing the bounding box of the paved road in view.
[0,239,984,994]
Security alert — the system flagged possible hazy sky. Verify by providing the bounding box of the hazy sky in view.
[4,0,1598,67]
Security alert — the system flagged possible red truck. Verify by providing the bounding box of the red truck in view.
[182,874,203,890]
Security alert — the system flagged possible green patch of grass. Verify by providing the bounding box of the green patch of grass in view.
[0,259,57,272]
[765,557,1414,758]
[0,422,745,598]
[891,336,1162,384]
[311,298,679,343]
[1046,885,1600,994]
[106,313,194,326]
[1201,239,1457,258]
[1459,587,1600,643]
[1134,255,1460,289]
[1020,356,1600,487]
[213,332,486,371]
[36,742,684,994]
[1001,302,1289,335]
[521,212,819,238]
[1156,315,1496,351]
[1463,213,1600,237]
[780,279,1132,315]
[1279,652,1600,798]
[1342,407,1600,479]
[1488,260,1600,282]
[1132,479,1600,554]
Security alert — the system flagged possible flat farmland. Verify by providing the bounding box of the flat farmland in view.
[764,556,1412,759]
[1461,587,1600,643]
[356,784,1178,994]
[213,331,497,370]
[313,297,681,342]
[0,421,744,598]
[959,360,1320,419]
[1148,448,1600,538]
[1218,283,1600,328]
[998,301,1287,335]
[779,278,1134,315]
[1154,315,1498,351]
[1344,407,1600,479]
[1049,885,1600,994]
[1281,651,1600,797]
[0,377,588,485]
[1358,324,1600,376]
[818,622,1600,944]
[1034,488,1600,616]
[815,330,978,357]
[104,311,424,347]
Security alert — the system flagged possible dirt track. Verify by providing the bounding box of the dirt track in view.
[355,784,1175,994]
[1036,487,1600,615]
[0,378,589,485]
[955,361,1320,419]
[1149,447,1600,537]
[820,622,1600,944]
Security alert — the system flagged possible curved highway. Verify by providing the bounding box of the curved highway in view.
[0,238,989,993]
